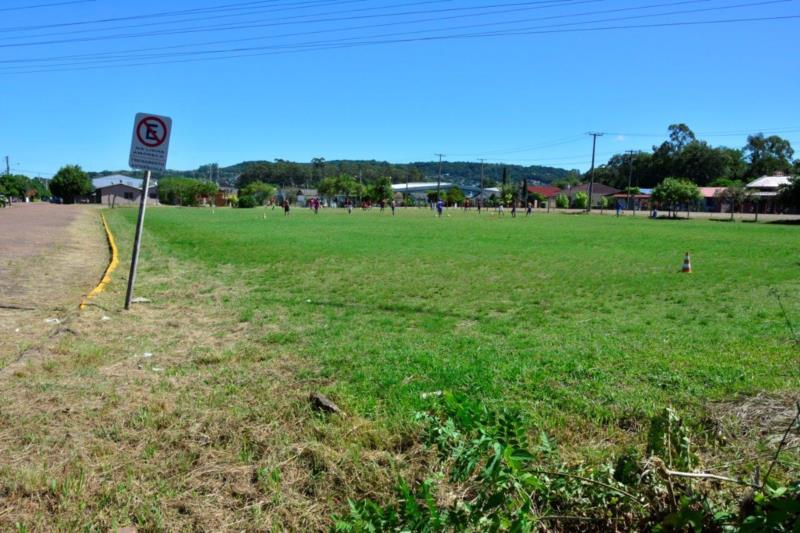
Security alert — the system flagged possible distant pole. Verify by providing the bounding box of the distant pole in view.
[587,132,604,212]
[405,168,409,206]
[478,158,485,205]
[124,170,152,310]
[4,156,9,176]
[625,150,637,214]
[435,153,445,201]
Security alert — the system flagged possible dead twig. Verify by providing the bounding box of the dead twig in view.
[529,469,643,505]
[663,469,762,490]
[763,400,800,486]
[0,304,35,311]
[771,288,799,347]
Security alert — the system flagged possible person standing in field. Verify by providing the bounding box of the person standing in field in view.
[346,199,352,215]
[436,199,444,217]
[391,199,396,216]
[526,202,533,216]
[477,198,482,214]
[498,203,505,216]
[511,202,517,218]
[616,202,622,217]
[283,199,290,215]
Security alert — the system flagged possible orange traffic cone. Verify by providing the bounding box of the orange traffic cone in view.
[681,252,692,273]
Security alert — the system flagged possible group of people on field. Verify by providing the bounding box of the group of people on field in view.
[278,197,543,218]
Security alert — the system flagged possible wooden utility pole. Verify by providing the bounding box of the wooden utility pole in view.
[586,132,604,212]
[625,150,637,214]
[435,153,445,201]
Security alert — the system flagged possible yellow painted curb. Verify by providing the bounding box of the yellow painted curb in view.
[79,213,119,310]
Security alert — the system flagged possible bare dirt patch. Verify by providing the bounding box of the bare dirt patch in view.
[0,204,106,372]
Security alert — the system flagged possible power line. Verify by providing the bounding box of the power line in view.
[0,0,585,47]
[0,0,444,40]
[2,0,350,31]
[5,10,797,75]
[0,0,605,65]
[0,0,94,12]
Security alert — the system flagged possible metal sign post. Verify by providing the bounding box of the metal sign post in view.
[124,169,151,309]
[124,112,172,310]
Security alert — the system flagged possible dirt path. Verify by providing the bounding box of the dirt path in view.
[0,204,107,371]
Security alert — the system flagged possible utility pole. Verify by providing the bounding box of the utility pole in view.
[435,153,445,201]
[478,158,486,208]
[5,156,9,176]
[358,168,363,206]
[586,132,604,212]
[625,150,637,214]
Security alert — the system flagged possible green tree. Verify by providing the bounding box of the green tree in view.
[367,177,393,202]
[555,194,569,208]
[744,133,795,177]
[573,191,589,210]
[0,174,33,199]
[715,183,754,221]
[652,177,700,218]
[317,176,338,200]
[240,181,275,205]
[499,184,515,205]
[777,176,800,212]
[50,165,91,203]
[159,177,217,206]
[445,186,465,205]
[667,123,696,152]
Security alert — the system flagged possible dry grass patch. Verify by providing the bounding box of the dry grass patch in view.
[0,220,420,531]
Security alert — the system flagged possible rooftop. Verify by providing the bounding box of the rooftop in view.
[746,175,792,189]
[92,174,157,190]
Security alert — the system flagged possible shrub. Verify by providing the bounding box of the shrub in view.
[555,194,569,208]
[574,191,589,209]
[237,194,258,208]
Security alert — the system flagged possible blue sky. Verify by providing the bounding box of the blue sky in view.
[1,0,798,177]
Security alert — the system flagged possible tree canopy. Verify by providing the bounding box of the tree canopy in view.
[589,125,797,189]
[50,165,91,203]
[652,177,700,217]
[0,174,49,200]
[239,181,275,205]
[158,177,217,206]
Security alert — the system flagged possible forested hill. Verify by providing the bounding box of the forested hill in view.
[91,160,573,188]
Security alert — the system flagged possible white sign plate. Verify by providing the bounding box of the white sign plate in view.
[129,112,172,171]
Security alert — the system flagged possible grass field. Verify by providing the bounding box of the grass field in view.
[115,207,800,430]
[2,206,799,530]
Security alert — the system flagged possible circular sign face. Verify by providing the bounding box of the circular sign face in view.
[136,116,168,148]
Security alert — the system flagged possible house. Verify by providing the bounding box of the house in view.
[698,187,726,212]
[564,183,621,206]
[746,174,793,213]
[611,188,653,211]
[216,186,237,207]
[527,185,562,200]
[92,175,158,206]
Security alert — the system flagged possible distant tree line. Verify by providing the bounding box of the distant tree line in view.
[586,124,799,189]
[164,158,571,189]
[158,177,218,206]
[0,174,50,201]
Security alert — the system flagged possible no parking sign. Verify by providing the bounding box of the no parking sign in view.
[129,113,172,171]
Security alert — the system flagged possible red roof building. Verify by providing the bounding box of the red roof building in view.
[527,185,562,198]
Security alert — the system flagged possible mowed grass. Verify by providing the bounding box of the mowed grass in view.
[109,206,800,443]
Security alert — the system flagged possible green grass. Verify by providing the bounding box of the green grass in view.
[107,206,800,444]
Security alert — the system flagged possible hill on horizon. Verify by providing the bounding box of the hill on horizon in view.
[89,159,575,189]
